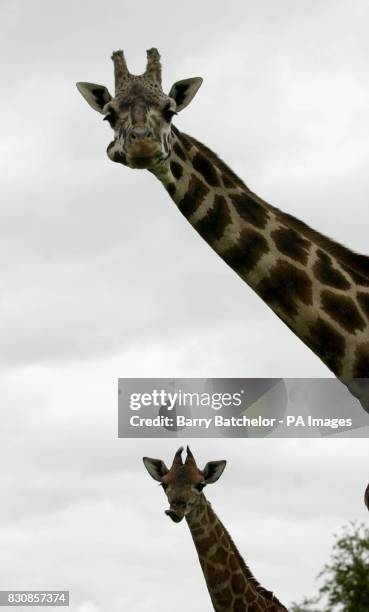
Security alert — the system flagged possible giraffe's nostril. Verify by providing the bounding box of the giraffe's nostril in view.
[128,128,153,143]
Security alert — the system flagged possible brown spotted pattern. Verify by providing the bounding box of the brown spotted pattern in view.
[229,192,269,229]
[313,249,351,290]
[307,317,346,374]
[144,448,287,611]
[353,342,369,378]
[195,195,232,244]
[155,127,369,411]
[257,260,313,319]
[186,485,287,611]
[177,175,209,218]
[271,226,311,265]
[222,228,269,278]
[321,291,366,334]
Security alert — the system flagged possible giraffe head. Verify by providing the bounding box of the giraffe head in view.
[76,49,202,170]
[143,446,226,523]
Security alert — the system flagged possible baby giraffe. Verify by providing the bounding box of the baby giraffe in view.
[143,446,287,612]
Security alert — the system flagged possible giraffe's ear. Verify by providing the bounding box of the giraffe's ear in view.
[168,77,203,112]
[76,82,112,114]
[203,460,227,484]
[143,457,169,482]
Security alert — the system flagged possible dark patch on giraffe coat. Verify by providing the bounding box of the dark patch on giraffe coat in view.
[357,292,369,321]
[194,195,232,243]
[308,317,346,374]
[181,134,193,151]
[207,568,230,589]
[214,523,222,537]
[229,554,239,572]
[270,204,369,283]
[216,586,233,606]
[271,225,311,265]
[177,175,209,218]
[194,141,247,189]
[222,228,268,278]
[171,126,192,151]
[170,159,183,180]
[173,140,187,161]
[196,535,215,557]
[230,193,269,229]
[222,173,236,188]
[313,249,351,290]
[234,597,247,612]
[167,183,176,198]
[231,573,246,595]
[209,544,229,566]
[193,152,220,187]
[353,342,369,377]
[321,290,366,334]
[257,260,313,319]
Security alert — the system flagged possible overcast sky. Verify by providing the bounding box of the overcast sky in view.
[1,1,369,610]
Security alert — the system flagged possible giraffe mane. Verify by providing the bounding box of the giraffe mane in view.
[215,513,287,609]
[173,126,369,284]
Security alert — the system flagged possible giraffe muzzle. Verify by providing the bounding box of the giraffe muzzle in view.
[125,136,162,169]
[165,509,183,523]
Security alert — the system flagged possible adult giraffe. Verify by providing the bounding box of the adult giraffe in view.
[77,48,369,412]
[143,446,287,612]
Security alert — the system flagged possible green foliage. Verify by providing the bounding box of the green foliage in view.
[289,596,320,612]
[290,522,369,612]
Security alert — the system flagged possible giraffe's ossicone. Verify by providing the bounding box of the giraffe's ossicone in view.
[77,48,369,413]
[143,446,287,612]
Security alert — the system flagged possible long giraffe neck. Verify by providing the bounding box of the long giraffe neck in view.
[185,494,287,611]
[151,126,369,411]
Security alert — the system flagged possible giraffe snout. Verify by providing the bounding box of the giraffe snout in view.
[126,126,154,144]
[165,498,187,522]
[124,129,162,168]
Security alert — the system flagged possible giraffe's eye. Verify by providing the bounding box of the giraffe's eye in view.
[195,483,205,492]
[161,482,168,491]
[163,106,177,122]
